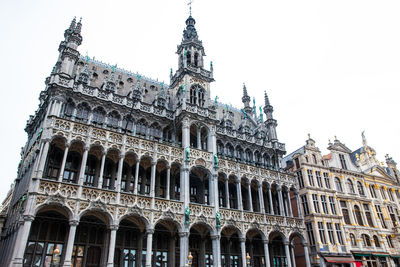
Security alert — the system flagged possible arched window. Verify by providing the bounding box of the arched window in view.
[312,154,317,164]
[186,51,191,66]
[354,205,364,226]
[350,234,356,246]
[362,234,371,247]
[387,235,394,248]
[335,178,342,192]
[245,149,253,162]
[217,140,224,155]
[227,143,234,158]
[346,179,355,194]
[305,156,309,163]
[190,86,197,104]
[198,88,205,107]
[194,52,199,67]
[380,187,387,199]
[76,103,90,122]
[357,181,365,196]
[107,111,120,129]
[64,99,75,117]
[236,147,244,161]
[92,107,105,125]
[373,235,380,247]
[63,151,81,183]
[149,123,161,140]
[122,115,134,133]
[369,185,377,198]
[136,119,147,136]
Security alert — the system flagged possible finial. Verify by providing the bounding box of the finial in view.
[328,139,331,144]
[69,17,76,30]
[75,17,82,33]
[259,106,263,122]
[210,61,213,72]
[85,52,89,64]
[111,64,117,74]
[214,96,218,103]
[243,83,248,96]
[264,91,270,106]
[188,0,193,16]
[136,74,141,81]
[241,109,248,119]
[161,82,164,91]
[308,133,311,139]
[361,131,367,147]
[334,135,337,140]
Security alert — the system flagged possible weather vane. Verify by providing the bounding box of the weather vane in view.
[188,0,193,15]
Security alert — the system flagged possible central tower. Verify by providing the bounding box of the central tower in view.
[170,15,214,108]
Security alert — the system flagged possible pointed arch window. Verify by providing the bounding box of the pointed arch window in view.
[357,181,365,196]
[350,234,356,246]
[346,179,355,194]
[190,86,197,105]
[76,103,90,122]
[335,178,343,192]
[198,88,205,107]
[64,99,75,117]
[92,107,105,125]
[107,111,120,129]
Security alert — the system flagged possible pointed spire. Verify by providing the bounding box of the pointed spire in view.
[75,17,82,34]
[243,83,248,97]
[264,91,270,106]
[69,17,76,30]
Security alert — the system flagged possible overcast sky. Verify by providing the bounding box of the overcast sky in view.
[0,0,399,200]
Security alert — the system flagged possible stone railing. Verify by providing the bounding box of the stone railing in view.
[51,117,184,164]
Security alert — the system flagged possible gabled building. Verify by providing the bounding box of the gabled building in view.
[0,14,309,267]
[284,134,400,267]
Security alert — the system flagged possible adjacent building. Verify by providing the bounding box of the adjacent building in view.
[284,134,400,267]
[0,14,309,267]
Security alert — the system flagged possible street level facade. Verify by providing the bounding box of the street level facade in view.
[0,15,309,267]
[283,135,400,267]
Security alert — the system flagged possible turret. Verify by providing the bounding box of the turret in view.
[57,17,83,77]
[263,91,277,141]
[241,84,252,115]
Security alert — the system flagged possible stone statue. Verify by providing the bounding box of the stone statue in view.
[216,211,221,228]
[185,147,190,162]
[185,206,190,225]
[19,194,27,213]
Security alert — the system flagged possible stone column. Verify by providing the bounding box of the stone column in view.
[247,181,253,212]
[263,239,270,267]
[97,151,106,189]
[182,118,190,148]
[284,240,292,267]
[211,234,220,267]
[37,139,50,178]
[268,186,274,215]
[225,177,230,208]
[277,185,284,216]
[302,242,312,267]
[197,125,201,149]
[347,201,356,225]
[134,161,140,194]
[78,146,89,185]
[287,190,293,217]
[116,153,125,192]
[289,244,296,267]
[146,228,154,267]
[10,215,35,266]
[62,220,79,267]
[58,143,70,182]
[106,225,118,267]
[179,231,189,267]
[258,184,265,213]
[237,180,243,211]
[240,237,246,267]
[150,160,156,198]
[166,166,171,200]
[294,189,302,218]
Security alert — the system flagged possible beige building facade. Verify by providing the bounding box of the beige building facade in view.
[284,134,400,267]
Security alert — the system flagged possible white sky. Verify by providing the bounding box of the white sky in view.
[0,0,399,200]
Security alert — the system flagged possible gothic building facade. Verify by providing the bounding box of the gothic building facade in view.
[283,134,400,267]
[0,15,309,267]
